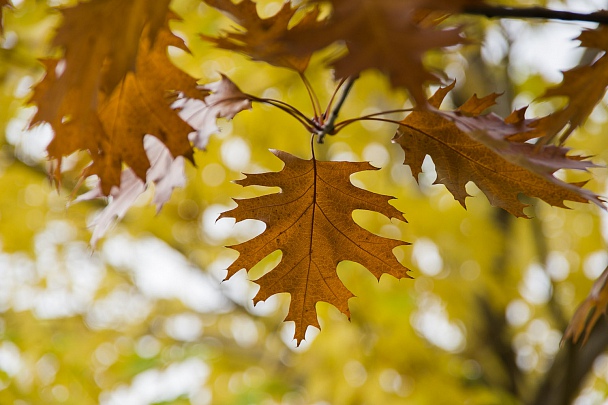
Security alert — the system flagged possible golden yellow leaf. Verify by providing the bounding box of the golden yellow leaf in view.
[221,150,410,344]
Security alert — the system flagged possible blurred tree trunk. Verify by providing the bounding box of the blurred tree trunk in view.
[531,318,608,405]
[458,23,608,405]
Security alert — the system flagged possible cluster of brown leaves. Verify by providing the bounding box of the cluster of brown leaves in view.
[202,0,319,72]
[29,0,203,195]
[26,0,608,342]
[205,0,485,104]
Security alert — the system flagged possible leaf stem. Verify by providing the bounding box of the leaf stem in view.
[310,134,316,160]
[299,72,322,121]
[249,96,322,132]
[461,5,608,25]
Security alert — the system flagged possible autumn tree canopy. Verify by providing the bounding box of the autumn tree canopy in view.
[3,0,608,403]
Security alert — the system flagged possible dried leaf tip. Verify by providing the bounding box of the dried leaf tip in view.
[174,74,252,150]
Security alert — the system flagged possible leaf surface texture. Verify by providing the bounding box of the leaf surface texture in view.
[221,150,410,343]
[394,83,603,216]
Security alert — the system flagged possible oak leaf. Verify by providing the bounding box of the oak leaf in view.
[276,0,483,105]
[536,26,608,142]
[221,150,410,344]
[564,266,608,345]
[202,0,320,72]
[173,74,252,150]
[394,83,604,216]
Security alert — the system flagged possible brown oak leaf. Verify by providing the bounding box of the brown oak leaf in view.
[220,150,410,344]
[536,25,608,143]
[202,0,320,72]
[276,0,483,105]
[394,83,604,216]
[173,74,252,150]
[89,23,199,192]
[564,266,608,345]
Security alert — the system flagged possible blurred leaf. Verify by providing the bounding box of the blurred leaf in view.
[275,0,484,104]
[29,3,202,194]
[174,74,251,150]
[75,136,186,246]
[564,266,608,345]
[202,0,320,72]
[536,26,608,143]
[0,0,11,34]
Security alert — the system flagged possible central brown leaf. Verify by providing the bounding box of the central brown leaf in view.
[221,150,410,344]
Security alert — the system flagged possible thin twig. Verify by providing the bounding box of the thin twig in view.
[333,108,414,130]
[248,96,309,121]
[334,116,411,132]
[249,96,321,132]
[462,5,608,25]
[323,77,348,122]
[317,76,357,143]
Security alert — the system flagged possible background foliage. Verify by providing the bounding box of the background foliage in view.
[2,0,608,404]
